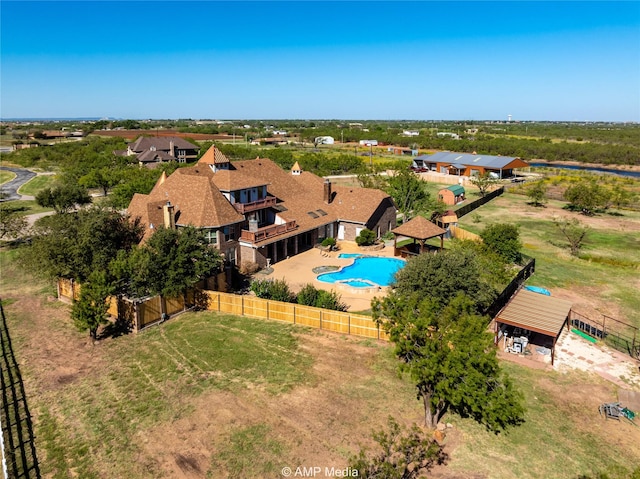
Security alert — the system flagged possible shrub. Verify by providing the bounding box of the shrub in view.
[250,278,295,302]
[296,283,347,311]
[321,237,336,248]
[240,261,260,275]
[315,290,348,311]
[296,283,319,306]
[356,228,377,246]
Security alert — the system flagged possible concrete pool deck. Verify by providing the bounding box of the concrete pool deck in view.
[263,241,397,312]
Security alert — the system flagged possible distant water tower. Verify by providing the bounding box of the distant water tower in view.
[508,114,512,122]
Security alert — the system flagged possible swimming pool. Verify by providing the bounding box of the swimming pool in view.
[317,256,406,288]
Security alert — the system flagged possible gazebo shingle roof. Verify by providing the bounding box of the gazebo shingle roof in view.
[391,215,446,240]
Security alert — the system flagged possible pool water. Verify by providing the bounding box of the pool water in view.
[317,256,406,288]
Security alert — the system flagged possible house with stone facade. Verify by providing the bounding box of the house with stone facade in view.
[128,146,397,269]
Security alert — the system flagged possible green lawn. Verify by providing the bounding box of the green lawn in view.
[458,192,640,327]
[0,170,16,185]
[17,174,57,196]
[1,199,54,217]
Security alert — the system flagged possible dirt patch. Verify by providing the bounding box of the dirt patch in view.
[137,332,396,477]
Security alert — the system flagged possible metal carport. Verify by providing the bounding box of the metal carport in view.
[494,289,573,365]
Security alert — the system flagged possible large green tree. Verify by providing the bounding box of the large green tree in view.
[35,183,92,214]
[563,180,611,215]
[118,226,224,312]
[386,168,432,223]
[79,167,121,196]
[390,248,497,313]
[480,223,523,264]
[23,207,143,282]
[374,294,525,431]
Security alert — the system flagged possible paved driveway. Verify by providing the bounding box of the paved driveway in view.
[0,166,36,201]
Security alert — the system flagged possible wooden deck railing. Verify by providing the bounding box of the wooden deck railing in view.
[240,221,297,242]
[232,196,276,214]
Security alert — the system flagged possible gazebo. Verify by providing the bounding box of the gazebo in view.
[391,216,446,257]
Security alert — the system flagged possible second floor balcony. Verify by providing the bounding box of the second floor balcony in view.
[232,196,277,214]
[240,220,297,243]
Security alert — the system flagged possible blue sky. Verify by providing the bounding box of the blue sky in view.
[1,1,639,121]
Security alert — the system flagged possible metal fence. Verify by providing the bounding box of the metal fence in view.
[570,310,640,360]
[0,301,40,479]
[455,186,504,218]
[484,258,536,319]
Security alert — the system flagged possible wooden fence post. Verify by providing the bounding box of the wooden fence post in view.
[218,294,221,312]
[348,314,351,335]
[320,310,323,330]
[292,304,295,324]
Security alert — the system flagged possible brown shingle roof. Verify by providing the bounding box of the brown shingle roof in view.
[209,169,269,191]
[127,166,244,240]
[391,216,446,240]
[332,186,392,223]
[128,136,198,153]
[128,156,395,246]
[198,145,230,165]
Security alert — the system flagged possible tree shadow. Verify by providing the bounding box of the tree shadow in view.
[98,317,132,340]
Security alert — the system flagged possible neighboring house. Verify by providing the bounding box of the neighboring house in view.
[359,140,378,146]
[128,146,397,269]
[118,136,199,167]
[411,151,529,178]
[438,185,466,206]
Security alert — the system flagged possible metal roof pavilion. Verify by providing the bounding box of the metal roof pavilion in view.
[497,289,572,337]
[422,151,522,169]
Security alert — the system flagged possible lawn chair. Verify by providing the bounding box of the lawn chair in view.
[599,402,622,420]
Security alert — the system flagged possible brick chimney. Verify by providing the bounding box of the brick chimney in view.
[323,179,332,204]
[163,201,175,229]
[169,140,175,158]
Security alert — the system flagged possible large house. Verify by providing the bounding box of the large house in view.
[117,136,200,167]
[128,146,397,269]
[412,151,529,178]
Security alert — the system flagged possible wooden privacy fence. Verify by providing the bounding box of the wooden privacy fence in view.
[203,291,389,341]
[448,225,481,242]
[57,278,387,340]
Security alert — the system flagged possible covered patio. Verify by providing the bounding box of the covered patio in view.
[391,216,446,258]
[494,289,573,365]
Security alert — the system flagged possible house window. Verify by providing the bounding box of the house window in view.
[223,225,235,242]
[203,229,217,245]
[233,191,240,203]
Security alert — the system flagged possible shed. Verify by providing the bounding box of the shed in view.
[494,289,572,365]
[438,185,466,206]
[391,216,446,257]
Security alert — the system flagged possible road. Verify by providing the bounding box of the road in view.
[0,166,37,202]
